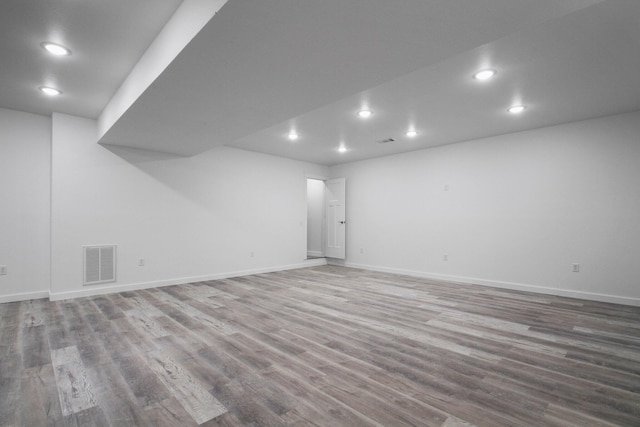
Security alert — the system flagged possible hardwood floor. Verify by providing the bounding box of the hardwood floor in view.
[1,265,639,426]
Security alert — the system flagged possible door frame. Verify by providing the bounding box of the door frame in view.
[305,173,329,260]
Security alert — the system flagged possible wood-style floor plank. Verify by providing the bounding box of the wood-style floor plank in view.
[19,365,63,426]
[50,345,98,416]
[146,350,228,424]
[1,265,640,426]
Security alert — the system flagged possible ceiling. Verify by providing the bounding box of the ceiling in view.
[3,0,640,166]
[0,0,182,118]
[234,0,640,165]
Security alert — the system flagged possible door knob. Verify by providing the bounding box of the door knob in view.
[339,220,346,224]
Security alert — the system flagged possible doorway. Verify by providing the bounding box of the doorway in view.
[306,178,325,259]
[306,176,346,260]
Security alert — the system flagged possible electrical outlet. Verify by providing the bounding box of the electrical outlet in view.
[0,265,6,275]
[360,247,364,254]
[443,254,448,261]
[250,251,254,258]
[137,259,145,267]
[572,263,580,273]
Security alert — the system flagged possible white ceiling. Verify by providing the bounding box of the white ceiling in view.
[234,0,640,165]
[4,0,640,166]
[0,0,182,118]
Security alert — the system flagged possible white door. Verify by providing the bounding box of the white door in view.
[325,178,346,259]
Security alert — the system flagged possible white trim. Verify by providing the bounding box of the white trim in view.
[304,173,328,261]
[343,261,640,307]
[0,290,50,304]
[305,172,329,181]
[49,258,327,301]
[303,258,328,267]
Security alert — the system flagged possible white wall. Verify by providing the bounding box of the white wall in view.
[0,108,51,302]
[3,107,639,305]
[306,178,325,257]
[331,110,640,305]
[51,113,328,299]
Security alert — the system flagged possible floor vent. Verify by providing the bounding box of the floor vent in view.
[83,245,116,286]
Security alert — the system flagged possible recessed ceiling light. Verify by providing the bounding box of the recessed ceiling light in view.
[473,69,496,81]
[287,131,299,141]
[357,109,373,119]
[40,86,62,96]
[507,105,526,114]
[41,42,71,56]
[405,130,418,138]
[338,145,347,153]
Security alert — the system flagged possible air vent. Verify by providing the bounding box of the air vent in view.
[83,245,116,286]
[378,137,396,144]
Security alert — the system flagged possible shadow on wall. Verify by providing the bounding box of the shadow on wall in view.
[102,143,315,242]
[103,143,252,209]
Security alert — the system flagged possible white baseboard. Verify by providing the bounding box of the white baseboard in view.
[13,258,637,307]
[303,258,328,267]
[49,259,328,301]
[344,261,640,307]
[0,290,50,304]
[306,250,324,258]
